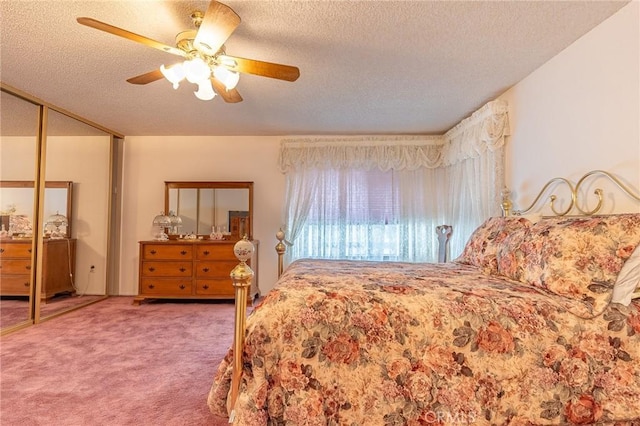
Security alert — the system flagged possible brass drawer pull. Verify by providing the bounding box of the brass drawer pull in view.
[180,250,187,255]
[203,267,210,272]
[148,267,155,272]
[203,250,210,255]
[150,249,157,255]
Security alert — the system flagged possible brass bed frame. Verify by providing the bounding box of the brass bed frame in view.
[226,169,640,419]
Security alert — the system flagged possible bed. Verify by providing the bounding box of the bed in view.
[208,170,640,425]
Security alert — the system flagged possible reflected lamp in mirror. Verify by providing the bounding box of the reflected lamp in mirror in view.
[168,211,182,235]
[152,212,172,241]
[45,212,68,239]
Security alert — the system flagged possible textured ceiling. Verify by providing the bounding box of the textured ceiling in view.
[0,0,630,137]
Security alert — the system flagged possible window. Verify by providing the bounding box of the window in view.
[289,167,441,262]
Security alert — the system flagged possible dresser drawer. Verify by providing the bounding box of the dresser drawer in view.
[0,259,32,274]
[0,243,33,258]
[196,279,234,296]
[142,244,193,260]
[195,260,237,278]
[196,244,236,260]
[136,240,258,304]
[140,261,192,277]
[0,275,31,294]
[140,278,192,295]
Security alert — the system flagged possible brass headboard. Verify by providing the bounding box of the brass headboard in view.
[501,170,640,217]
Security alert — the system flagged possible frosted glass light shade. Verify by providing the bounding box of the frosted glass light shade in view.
[160,63,185,89]
[194,79,216,101]
[152,212,172,241]
[184,57,211,84]
[213,66,240,90]
[45,212,68,239]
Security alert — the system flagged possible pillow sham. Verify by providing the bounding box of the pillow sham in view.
[497,214,640,317]
[611,245,640,306]
[455,216,533,275]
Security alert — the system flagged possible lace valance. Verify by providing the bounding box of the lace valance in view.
[278,135,445,172]
[278,100,509,172]
[442,99,510,166]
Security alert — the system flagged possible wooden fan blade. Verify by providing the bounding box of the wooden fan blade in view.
[194,1,241,56]
[77,17,187,58]
[219,55,300,82]
[211,78,243,103]
[126,69,165,85]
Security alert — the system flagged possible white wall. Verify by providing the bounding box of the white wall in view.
[119,136,285,295]
[501,2,639,213]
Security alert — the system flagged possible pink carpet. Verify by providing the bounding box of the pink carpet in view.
[0,297,237,425]
[1,294,105,329]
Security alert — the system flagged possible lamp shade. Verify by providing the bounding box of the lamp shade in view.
[152,212,171,241]
[184,57,211,84]
[45,212,68,239]
[194,79,216,101]
[160,63,185,89]
[213,66,240,90]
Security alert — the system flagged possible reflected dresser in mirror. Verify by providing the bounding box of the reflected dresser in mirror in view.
[0,238,76,301]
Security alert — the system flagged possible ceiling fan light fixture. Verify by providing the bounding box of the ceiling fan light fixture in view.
[213,66,240,90]
[160,63,185,89]
[184,57,211,84]
[194,79,216,101]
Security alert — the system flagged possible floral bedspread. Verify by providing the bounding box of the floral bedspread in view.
[208,259,640,425]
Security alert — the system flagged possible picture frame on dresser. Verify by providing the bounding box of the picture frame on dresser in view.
[228,210,250,240]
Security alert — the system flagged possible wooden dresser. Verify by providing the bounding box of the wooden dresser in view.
[134,240,259,305]
[0,238,76,302]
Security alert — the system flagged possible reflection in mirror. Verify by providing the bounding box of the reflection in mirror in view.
[40,109,112,320]
[0,181,73,239]
[165,182,253,239]
[0,90,39,332]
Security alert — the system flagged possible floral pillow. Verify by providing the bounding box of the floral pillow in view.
[496,214,640,317]
[455,216,533,275]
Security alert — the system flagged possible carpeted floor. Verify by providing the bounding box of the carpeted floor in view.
[1,294,105,329]
[0,296,237,425]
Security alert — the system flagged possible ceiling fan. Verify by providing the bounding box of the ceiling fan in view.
[77,0,300,103]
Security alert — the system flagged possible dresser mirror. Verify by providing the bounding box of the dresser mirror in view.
[0,181,73,238]
[165,181,253,240]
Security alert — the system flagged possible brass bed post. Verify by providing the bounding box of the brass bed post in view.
[227,236,255,419]
[435,225,452,263]
[275,228,286,278]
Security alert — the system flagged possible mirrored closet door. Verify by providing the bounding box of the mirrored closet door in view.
[39,109,114,320]
[0,90,40,331]
[1,84,123,333]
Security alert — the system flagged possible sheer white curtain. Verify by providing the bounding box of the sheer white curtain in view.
[279,100,509,263]
[440,100,509,256]
[284,166,443,262]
